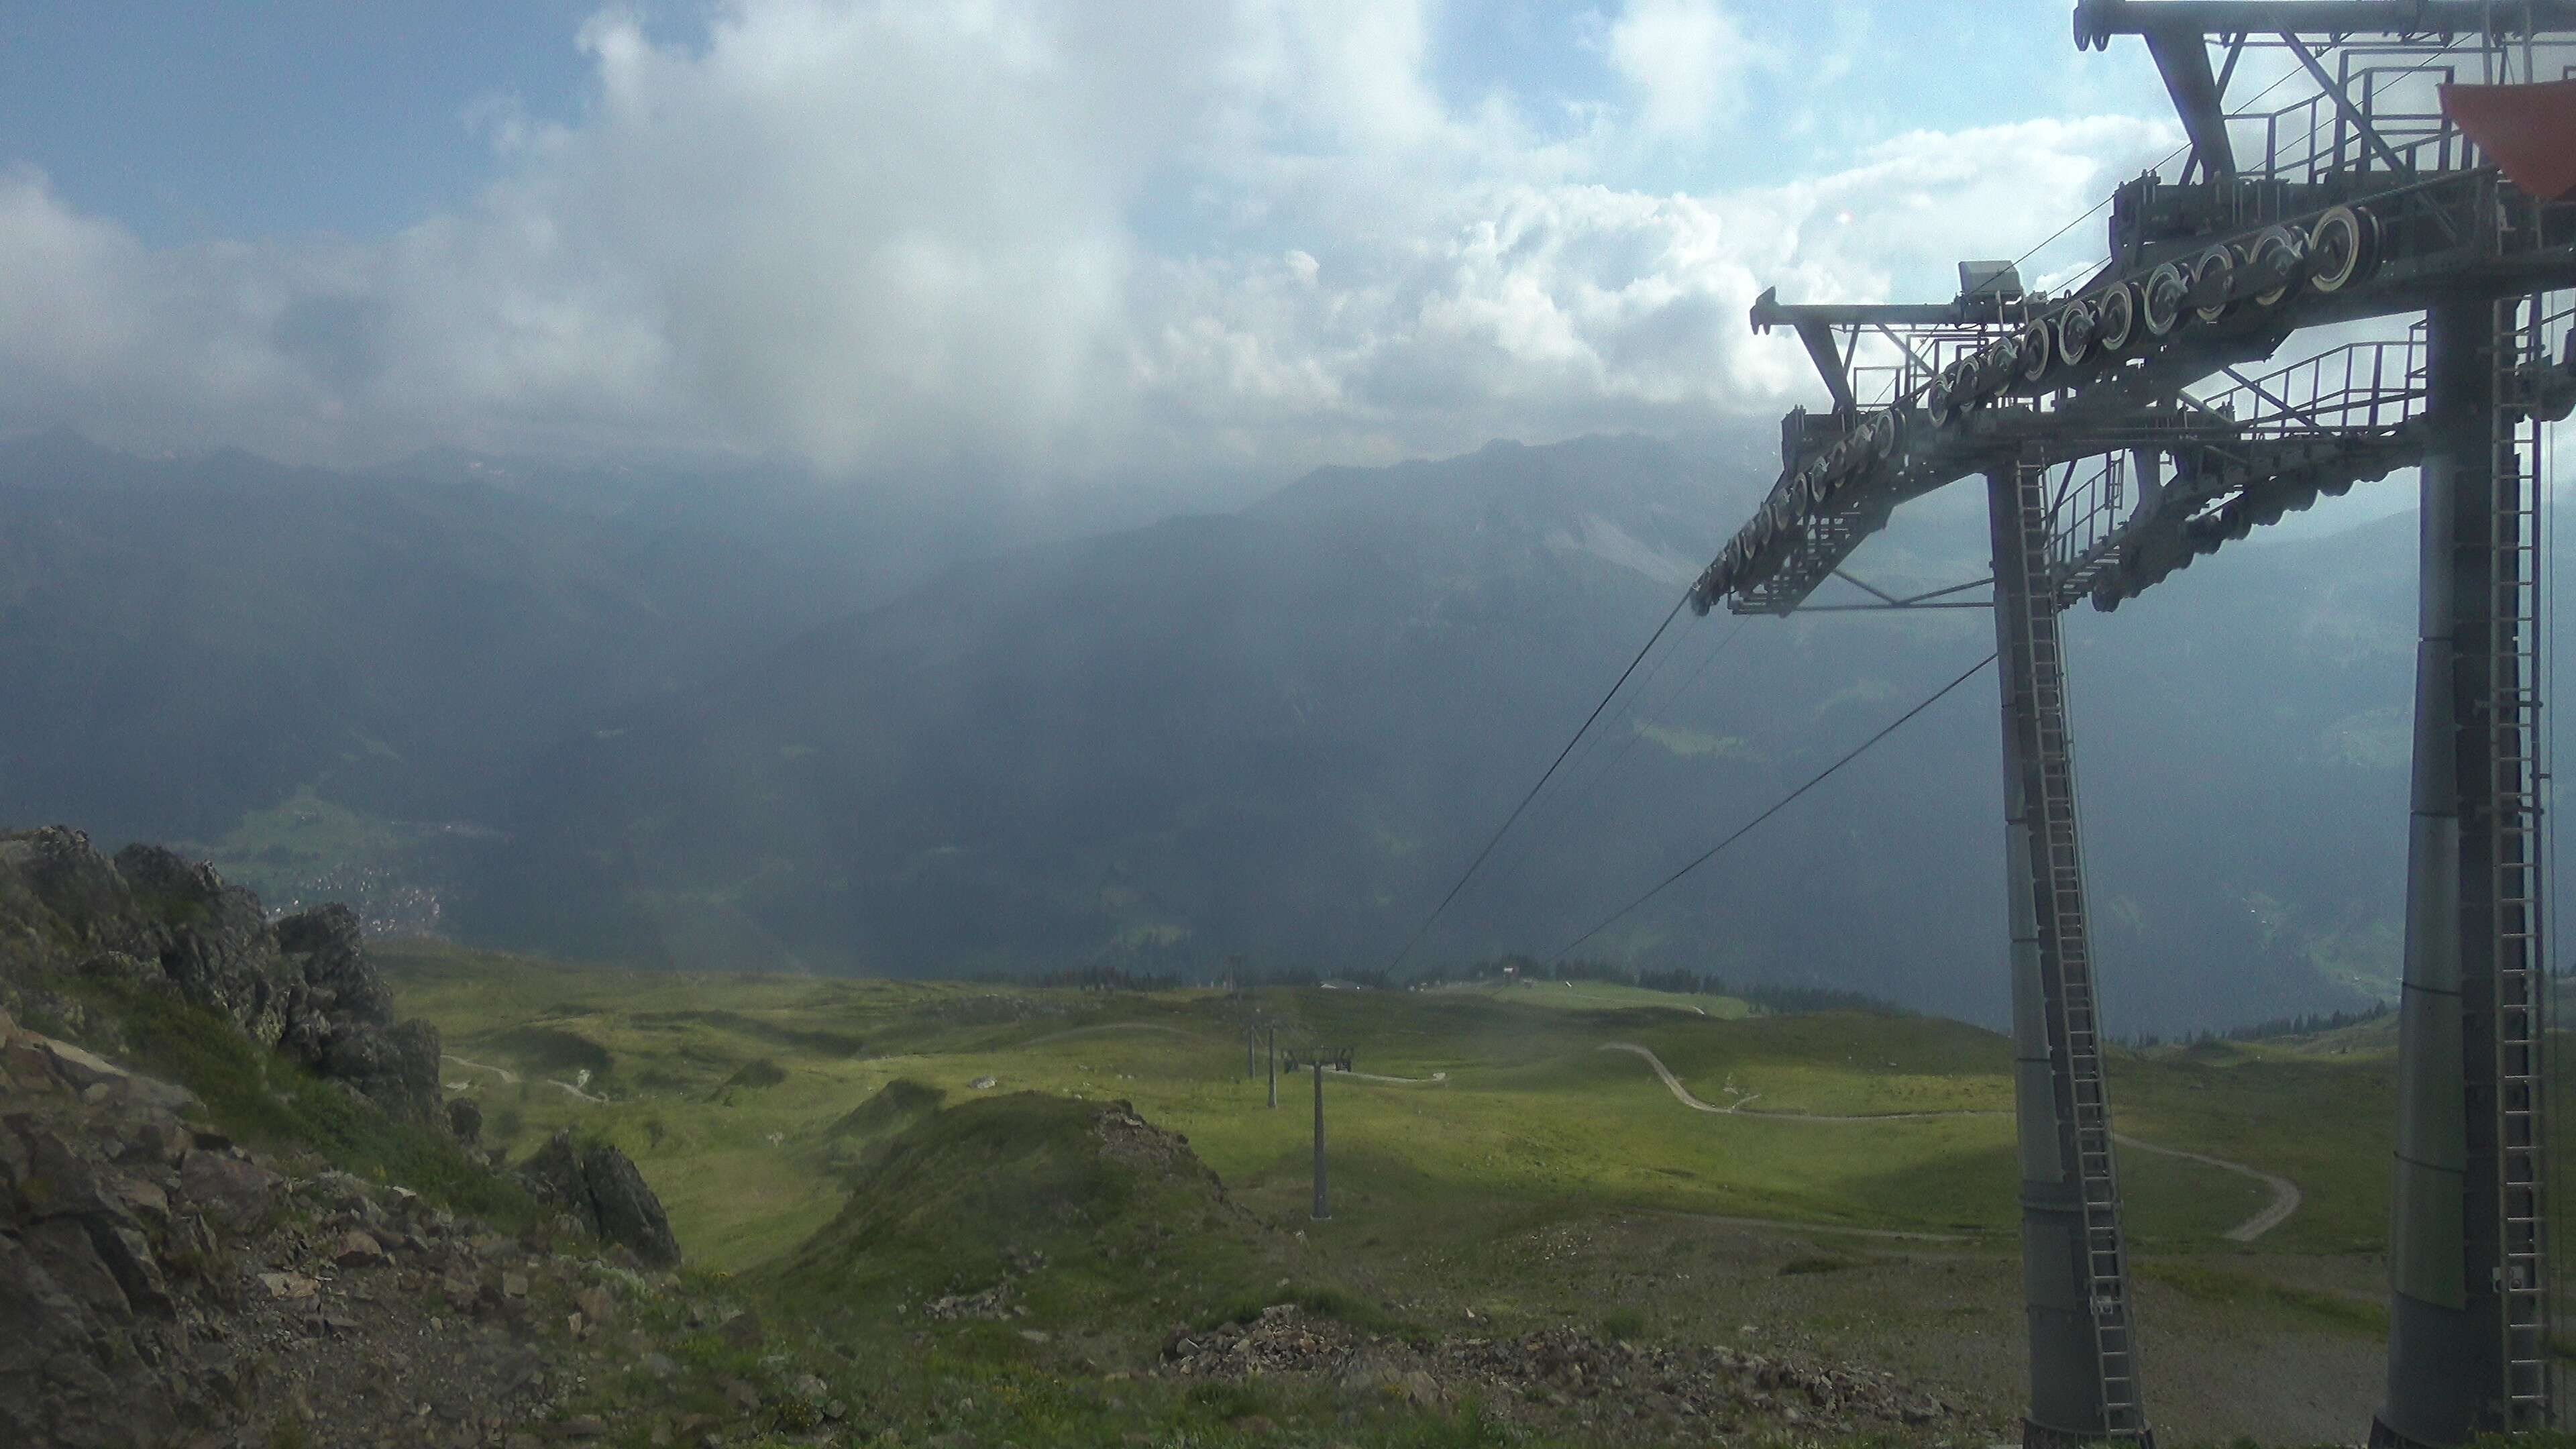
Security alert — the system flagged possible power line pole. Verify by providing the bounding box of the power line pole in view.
[1266,1024,1277,1109]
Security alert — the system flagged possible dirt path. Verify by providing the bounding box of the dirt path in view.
[1018,1023,1445,1083]
[1021,1022,1213,1048]
[440,1054,607,1104]
[1599,1042,2300,1242]
[2108,1133,2304,1244]
[1597,1043,1992,1121]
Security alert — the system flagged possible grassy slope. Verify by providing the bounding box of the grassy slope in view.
[389,942,2538,1444]
[388,943,2351,1268]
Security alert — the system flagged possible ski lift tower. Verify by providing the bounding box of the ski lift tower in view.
[1693,3,2576,1444]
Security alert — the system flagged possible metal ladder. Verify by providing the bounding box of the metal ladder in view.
[2488,292,2557,1428]
[2014,463,2147,1436]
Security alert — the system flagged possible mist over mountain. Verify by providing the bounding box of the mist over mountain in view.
[460,433,2440,1036]
[0,428,998,892]
[2,426,2470,1034]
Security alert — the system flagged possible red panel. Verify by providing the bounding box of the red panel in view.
[2440,80,2576,202]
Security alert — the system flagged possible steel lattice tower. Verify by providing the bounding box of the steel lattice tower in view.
[1686,5,2576,1442]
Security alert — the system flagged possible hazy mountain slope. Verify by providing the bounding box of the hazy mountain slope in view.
[458,434,2450,1034]
[0,429,926,865]
[466,435,1774,971]
[0,423,2472,1033]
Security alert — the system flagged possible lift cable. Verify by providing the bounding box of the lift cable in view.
[1479,613,1757,896]
[1542,617,1752,839]
[1548,649,1999,964]
[1385,590,1693,974]
[2000,56,2336,284]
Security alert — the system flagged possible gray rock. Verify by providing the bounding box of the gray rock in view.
[19,1219,130,1323]
[319,1018,444,1125]
[178,1150,279,1231]
[519,1131,682,1269]
[108,844,287,1044]
[10,1122,101,1220]
[3,828,134,950]
[275,905,393,1028]
[0,1228,176,1449]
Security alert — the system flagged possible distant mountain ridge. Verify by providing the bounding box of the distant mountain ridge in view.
[454,433,2447,1034]
[0,427,2482,1033]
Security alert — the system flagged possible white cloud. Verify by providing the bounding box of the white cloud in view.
[0,0,2179,487]
[1606,0,1760,138]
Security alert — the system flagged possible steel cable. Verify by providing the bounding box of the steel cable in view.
[1383,590,1693,973]
[1549,649,1998,964]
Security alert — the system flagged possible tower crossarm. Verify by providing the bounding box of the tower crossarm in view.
[1700,169,2576,619]
[2072,0,2576,46]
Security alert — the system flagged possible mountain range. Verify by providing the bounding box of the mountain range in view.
[0,425,2496,1032]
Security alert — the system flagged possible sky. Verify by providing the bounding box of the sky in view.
[0,1,2212,489]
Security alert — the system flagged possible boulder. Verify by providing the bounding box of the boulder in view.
[519,1131,681,1269]
[0,1229,177,1449]
[275,906,393,1028]
[19,1219,129,1322]
[177,1151,278,1231]
[319,1018,444,1126]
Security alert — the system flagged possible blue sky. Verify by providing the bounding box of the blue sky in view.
[0,1,2190,480]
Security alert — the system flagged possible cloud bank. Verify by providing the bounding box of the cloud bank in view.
[0,0,2176,484]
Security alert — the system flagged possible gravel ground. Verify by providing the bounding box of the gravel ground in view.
[1293,1201,2387,1447]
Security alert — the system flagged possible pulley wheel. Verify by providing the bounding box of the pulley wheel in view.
[2308,205,2378,294]
[2093,282,2137,354]
[2141,262,2188,337]
[2019,319,2053,383]
[2248,226,2306,307]
[2054,300,2096,368]
[2192,246,2236,325]
[1866,410,1899,460]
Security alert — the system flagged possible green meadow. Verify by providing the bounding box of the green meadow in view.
[384,941,2498,1445]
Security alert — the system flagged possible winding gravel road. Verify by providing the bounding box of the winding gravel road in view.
[1599,1042,2301,1242]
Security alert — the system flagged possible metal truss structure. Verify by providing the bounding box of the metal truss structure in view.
[1684,4,2576,1444]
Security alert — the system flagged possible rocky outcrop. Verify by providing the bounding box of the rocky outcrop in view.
[0,1008,759,1448]
[276,904,394,1030]
[0,828,443,1126]
[519,1131,682,1269]
[109,841,288,1046]
[1,1006,253,1447]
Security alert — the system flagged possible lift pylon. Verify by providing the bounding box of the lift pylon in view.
[1991,459,2144,1442]
[1683,6,2576,1443]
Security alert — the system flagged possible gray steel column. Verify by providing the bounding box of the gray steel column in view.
[1311,1061,1329,1220]
[2375,300,2508,1448]
[1987,468,2145,1447]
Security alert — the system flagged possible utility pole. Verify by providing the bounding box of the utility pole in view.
[1266,1024,1278,1109]
[1283,1046,1352,1220]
